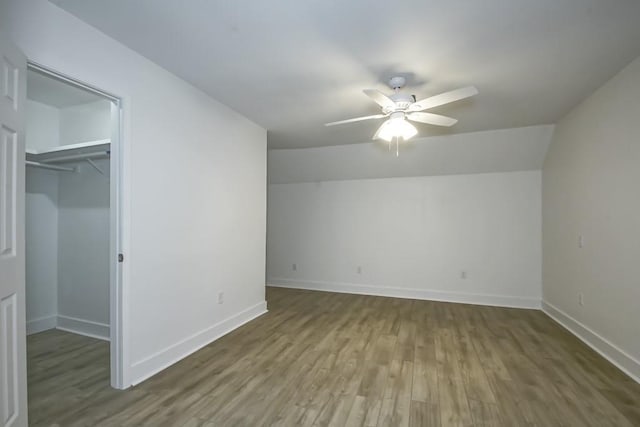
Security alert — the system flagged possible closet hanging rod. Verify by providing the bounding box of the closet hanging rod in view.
[26,161,75,172]
[43,150,110,164]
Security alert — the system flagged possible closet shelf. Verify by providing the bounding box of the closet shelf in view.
[26,139,110,164]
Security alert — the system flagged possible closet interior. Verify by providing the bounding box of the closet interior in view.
[25,68,112,342]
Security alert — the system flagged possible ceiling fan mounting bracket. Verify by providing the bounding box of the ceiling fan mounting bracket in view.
[388,76,406,90]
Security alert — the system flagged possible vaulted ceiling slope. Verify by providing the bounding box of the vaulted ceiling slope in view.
[52,0,640,149]
[268,125,554,184]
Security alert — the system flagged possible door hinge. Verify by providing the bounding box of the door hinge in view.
[118,253,124,263]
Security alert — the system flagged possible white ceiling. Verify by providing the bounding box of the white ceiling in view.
[51,0,640,149]
[27,68,104,107]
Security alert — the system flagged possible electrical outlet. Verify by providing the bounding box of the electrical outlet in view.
[292,263,297,271]
[218,292,224,304]
[578,293,584,306]
[461,270,467,279]
[357,266,362,274]
[578,235,584,248]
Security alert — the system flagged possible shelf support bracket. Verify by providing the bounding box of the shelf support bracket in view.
[86,158,106,176]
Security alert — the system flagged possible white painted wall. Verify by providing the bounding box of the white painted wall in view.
[268,171,541,308]
[1,0,267,386]
[59,100,111,144]
[542,56,640,380]
[26,100,59,151]
[57,101,111,337]
[27,98,111,150]
[268,125,554,184]
[25,168,59,333]
[57,159,110,335]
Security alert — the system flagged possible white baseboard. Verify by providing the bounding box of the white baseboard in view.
[542,301,640,384]
[130,301,268,386]
[57,315,110,341]
[27,315,57,335]
[267,278,540,309]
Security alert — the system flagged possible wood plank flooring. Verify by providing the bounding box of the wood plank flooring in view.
[27,287,640,426]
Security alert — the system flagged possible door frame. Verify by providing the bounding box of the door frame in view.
[26,62,128,389]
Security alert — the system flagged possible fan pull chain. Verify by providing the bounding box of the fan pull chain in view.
[396,137,399,157]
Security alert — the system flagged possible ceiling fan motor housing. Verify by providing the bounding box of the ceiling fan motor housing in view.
[384,92,415,113]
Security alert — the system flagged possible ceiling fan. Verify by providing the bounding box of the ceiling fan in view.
[325,76,478,151]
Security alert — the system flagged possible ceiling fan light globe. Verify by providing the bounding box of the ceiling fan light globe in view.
[374,120,393,142]
[375,118,417,142]
[400,121,418,140]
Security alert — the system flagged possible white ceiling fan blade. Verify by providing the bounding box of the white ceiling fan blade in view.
[406,112,458,127]
[363,89,397,109]
[408,86,478,112]
[324,114,386,126]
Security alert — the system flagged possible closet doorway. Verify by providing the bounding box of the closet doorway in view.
[24,64,124,389]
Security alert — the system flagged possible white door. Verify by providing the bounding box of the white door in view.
[0,34,28,427]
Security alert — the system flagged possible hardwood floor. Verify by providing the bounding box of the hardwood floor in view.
[27,287,640,426]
